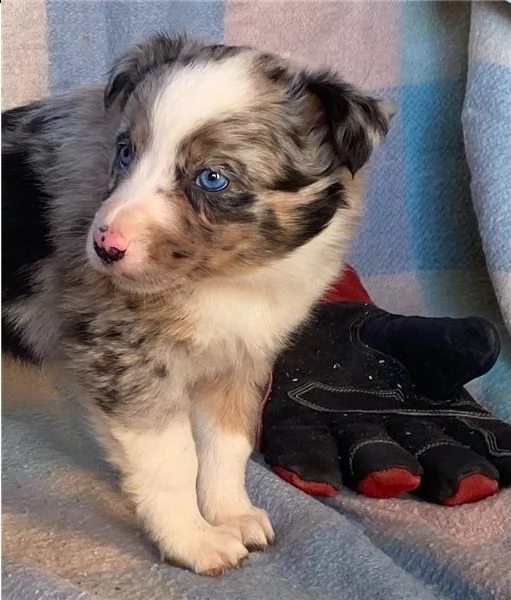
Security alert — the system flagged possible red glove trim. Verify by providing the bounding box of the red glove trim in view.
[323,265,373,304]
[272,466,339,498]
[357,469,421,499]
[441,474,499,506]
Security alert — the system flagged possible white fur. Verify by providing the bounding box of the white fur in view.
[151,55,258,167]
[82,212,347,573]
[122,54,258,204]
[192,410,274,548]
[104,414,248,574]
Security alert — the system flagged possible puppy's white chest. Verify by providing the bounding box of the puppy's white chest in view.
[186,233,345,366]
[197,289,288,350]
[188,282,310,365]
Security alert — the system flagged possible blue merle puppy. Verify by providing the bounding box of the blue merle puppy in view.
[2,34,392,575]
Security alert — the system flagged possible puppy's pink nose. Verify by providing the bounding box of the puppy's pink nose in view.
[94,226,128,252]
[93,226,128,263]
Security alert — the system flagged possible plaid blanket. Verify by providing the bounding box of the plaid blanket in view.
[3,358,511,600]
[2,2,511,599]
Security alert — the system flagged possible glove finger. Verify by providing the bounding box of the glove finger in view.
[440,416,511,488]
[333,421,422,498]
[385,419,500,505]
[262,412,342,497]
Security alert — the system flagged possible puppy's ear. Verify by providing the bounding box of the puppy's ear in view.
[104,33,194,110]
[300,71,394,175]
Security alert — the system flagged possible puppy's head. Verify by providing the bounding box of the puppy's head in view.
[87,34,392,293]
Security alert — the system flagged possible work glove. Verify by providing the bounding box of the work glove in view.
[261,269,511,505]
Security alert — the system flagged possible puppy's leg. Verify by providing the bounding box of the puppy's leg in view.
[99,411,248,575]
[192,371,275,551]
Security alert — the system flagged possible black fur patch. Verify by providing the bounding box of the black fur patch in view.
[205,44,243,62]
[186,187,257,224]
[264,64,291,85]
[1,149,52,301]
[2,107,55,362]
[130,336,146,349]
[293,182,346,245]
[259,182,345,252]
[271,166,317,193]
[154,363,168,378]
[94,391,120,414]
[1,322,38,364]
[304,72,389,174]
[26,111,67,137]
[68,319,94,344]
[259,208,288,249]
[125,295,141,311]
[104,325,124,340]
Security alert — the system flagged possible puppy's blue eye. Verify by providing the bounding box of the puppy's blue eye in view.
[116,142,133,169]
[196,169,229,192]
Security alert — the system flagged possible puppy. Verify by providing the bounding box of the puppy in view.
[2,34,391,575]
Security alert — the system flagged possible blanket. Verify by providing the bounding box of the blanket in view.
[3,358,511,600]
[462,2,511,347]
[2,1,511,599]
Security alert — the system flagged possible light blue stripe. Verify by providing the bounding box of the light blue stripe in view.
[349,86,417,276]
[46,0,225,92]
[401,78,485,271]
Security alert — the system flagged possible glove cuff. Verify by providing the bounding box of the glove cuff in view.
[323,265,373,304]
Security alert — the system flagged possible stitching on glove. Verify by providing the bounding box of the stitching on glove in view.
[425,395,480,409]
[288,382,502,421]
[288,381,404,407]
[458,417,511,457]
[348,438,401,474]
[415,441,465,458]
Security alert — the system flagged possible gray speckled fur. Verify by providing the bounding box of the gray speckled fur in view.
[2,34,390,425]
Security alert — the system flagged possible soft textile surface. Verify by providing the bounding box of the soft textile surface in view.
[2,2,511,599]
[3,359,511,600]
[462,2,511,340]
[2,360,441,600]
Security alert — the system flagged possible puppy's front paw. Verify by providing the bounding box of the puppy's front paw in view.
[220,507,275,552]
[162,524,248,576]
